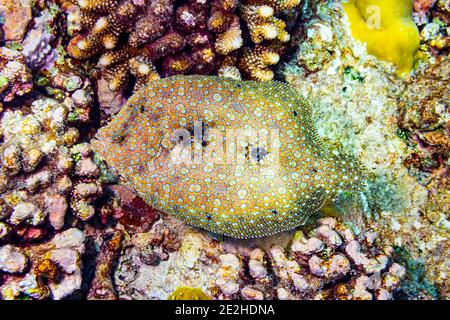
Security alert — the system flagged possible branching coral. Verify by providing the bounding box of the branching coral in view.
[236,0,301,81]
[66,0,244,92]
[65,0,300,93]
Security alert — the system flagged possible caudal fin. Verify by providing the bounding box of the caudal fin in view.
[328,150,366,194]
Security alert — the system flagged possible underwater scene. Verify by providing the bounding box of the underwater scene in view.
[0,0,448,301]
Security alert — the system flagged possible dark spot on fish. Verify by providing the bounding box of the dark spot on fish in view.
[112,131,126,144]
[250,146,268,162]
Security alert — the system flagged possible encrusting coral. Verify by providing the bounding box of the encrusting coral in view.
[0,228,86,300]
[21,6,62,70]
[215,217,406,300]
[283,0,448,298]
[413,0,449,67]
[343,0,421,76]
[112,210,407,300]
[168,286,211,300]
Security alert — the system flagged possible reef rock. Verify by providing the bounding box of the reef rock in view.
[0,0,32,41]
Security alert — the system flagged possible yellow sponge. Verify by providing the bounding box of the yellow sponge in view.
[343,0,420,76]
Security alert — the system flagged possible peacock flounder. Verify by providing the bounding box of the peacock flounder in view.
[92,75,364,238]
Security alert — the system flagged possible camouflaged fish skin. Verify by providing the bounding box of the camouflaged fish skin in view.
[92,76,364,238]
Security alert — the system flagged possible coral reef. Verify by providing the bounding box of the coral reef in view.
[0,0,32,41]
[0,86,102,236]
[168,286,211,300]
[66,0,243,92]
[414,0,449,66]
[87,230,122,300]
[21,6,62,70]
[283,0,448,298]
[0,0,448,302]
[0,228,85,300]
[237,0,300,80]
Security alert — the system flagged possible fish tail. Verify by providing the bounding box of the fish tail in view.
[328,150,366,194]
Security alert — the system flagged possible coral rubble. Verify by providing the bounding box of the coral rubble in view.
[113,212,406,300]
